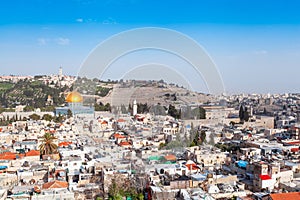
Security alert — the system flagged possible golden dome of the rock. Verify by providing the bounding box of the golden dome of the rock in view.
[65,91,83,103]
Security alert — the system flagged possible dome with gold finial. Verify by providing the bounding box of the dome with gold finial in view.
[65,91,83,103]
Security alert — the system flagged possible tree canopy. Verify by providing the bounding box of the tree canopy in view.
[39,133,58,155]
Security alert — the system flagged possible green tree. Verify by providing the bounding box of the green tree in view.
[137,193,144,200]
[29,114,40,121]
[200,130,206,144]
[189,129,206,146]
[128,104,132,115]
[239,105,244,121]
[0,107,5,114]
[39,133,58,155]
[67,109,73,118]
[199,106,206,119]
[189,122,195,144]
[166,140,185,150]
[105,103,111,112]
[95,102,111,112]
[108,179,123,200]
[192,106,206,119]
[168,104,180,119]
[244,107,249,122]
[137,103,150,114]
[24,106,34,112]
[208,132,215,145]
[42,114,53,121]
[283,105,287,110]
[54,114,64,123]
[190,129,200,147]
[158,142,166,150]
[15,114,18,121]
[120,104,127,114]
[182,106,192,119]
[189,141,196,147]
[42,106,55,112]
[150,104,166,116]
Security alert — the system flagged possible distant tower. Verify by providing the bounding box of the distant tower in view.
[250,106,253,116]
[46,95,53,106]
[59,67,63,78]
[133,100,137,116]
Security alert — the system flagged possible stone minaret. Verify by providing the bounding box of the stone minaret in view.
[133,100,137,116]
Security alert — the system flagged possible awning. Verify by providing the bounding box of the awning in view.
[260,174,271,180]
[148,156,161,161]
[0,166,7,170]
[237,160,248,168]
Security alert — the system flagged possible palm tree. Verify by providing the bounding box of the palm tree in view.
[39,133,58,155]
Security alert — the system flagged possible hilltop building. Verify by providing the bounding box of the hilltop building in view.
[55,91,94,116]
[58,66,63,79]
[46,95,53,106]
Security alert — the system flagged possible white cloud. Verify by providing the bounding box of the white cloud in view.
[37,38,48,45]
[76,18,83,23]
[253,50,268,55]
[37,37,71,46]
[76,18,100,23]
[55,38,70,45]
[102,17,117,24]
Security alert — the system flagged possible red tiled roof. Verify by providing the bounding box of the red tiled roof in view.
[164,154,176,161]
[0,152,16,160]
[42,180,68,189]
[260,174,271,180]
[117,119,125,122]
[286,141,300,145]
[58,141,72,147]
[101,121,108,125]
[19,154,25,159]
[291,147,299,152]
[186,163,199,170]
[119,141,131,146]
[34,186,41,193]
[114,133,126,139]
[269,192,300,200]
[25,150,40,157]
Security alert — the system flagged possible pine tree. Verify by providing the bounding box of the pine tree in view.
[244,107,250,122]
[199,106,206,119]
[239,105,244,121]
[200,130,206,144]
[67,109,73,118]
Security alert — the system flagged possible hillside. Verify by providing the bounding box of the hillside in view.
[0,78,214,112]
[96,80,214,107]
[0,79,66,110]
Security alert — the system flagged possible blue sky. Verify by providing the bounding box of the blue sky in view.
[0,0,300,94]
